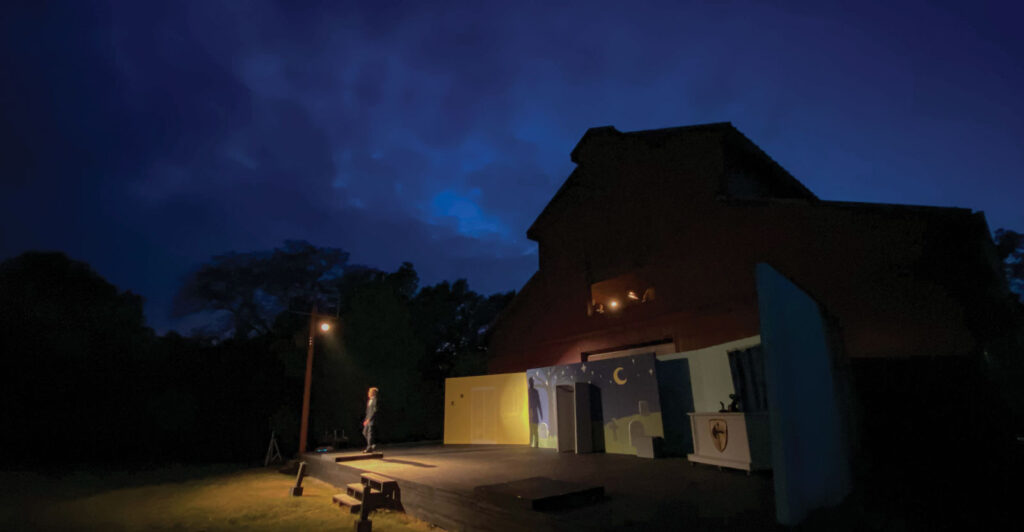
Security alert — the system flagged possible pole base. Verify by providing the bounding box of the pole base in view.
[355,519,372,532]
[289,486,304,497]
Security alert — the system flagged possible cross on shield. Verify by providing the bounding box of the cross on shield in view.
[709,419,728,452]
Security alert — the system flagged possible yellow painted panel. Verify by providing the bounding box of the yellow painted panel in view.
[444,372,529,445]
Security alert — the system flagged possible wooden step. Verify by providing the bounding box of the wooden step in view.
[331,493,362,514]
[346,482,383,500]
[360,472,398,495]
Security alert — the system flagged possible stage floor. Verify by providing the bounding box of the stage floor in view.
[304,444,776,531]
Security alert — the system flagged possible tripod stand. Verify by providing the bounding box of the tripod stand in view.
[264,430,283,466]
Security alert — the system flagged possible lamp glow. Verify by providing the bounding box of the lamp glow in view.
[320,322,330,332]
[609,300,619,309]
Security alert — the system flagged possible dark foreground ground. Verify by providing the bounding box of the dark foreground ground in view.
[0,464,434,531]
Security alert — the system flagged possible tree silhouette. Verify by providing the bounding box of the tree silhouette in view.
[0,251,155,463]
[174,240,349,339]
[1,243,515,464]
[412,280,515,381]
[994,228,1023,303]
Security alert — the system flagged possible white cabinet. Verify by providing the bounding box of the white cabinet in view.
[687,412,771,472]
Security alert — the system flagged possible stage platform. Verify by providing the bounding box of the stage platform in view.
[304,444,776,531]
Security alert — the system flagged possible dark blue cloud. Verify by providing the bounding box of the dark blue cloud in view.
[2,0,1022,332]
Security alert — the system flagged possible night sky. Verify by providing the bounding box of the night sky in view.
[2,1,1022,333]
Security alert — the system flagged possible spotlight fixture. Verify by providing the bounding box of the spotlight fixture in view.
[627,290,639,301]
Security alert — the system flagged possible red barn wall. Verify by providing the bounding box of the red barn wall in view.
[488,125,997,373]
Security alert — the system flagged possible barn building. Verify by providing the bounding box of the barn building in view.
[442,122,1009,524]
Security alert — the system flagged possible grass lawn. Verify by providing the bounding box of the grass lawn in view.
[0,464,438,531]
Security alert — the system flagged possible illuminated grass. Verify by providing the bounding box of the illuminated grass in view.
[1,466,437,531]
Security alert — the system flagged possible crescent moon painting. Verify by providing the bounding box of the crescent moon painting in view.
[612,367,628,385]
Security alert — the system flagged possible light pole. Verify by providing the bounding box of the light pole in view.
[298,304,333,455]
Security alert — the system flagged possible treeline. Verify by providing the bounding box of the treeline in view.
[0,243,513,466]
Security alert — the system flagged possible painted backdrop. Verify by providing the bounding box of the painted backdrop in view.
[527,353,664,455]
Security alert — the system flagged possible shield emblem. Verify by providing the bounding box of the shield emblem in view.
[709,419,728,452]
